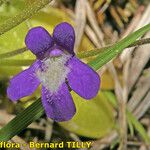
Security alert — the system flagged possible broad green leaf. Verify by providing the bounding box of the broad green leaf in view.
[99,70,123,90]
[100,71,115,90]
[59,91,115,138]
[28,7,71,33]
[0,66,22,77]
[0,0,25,19]
[0,22,34,60]
[78,35,94,52]
[0,59,34,66]
[0,0,51,35]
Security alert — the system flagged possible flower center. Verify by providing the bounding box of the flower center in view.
[36,54,71,93]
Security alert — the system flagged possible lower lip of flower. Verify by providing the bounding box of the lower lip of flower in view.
[36,53,71,93]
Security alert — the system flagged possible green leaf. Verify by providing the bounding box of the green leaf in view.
[89,24,150,70]
[0,0,51,35]
[0,66,22,77]
[0,0,26,19]
[127,111,150,143]
[103,90,117,108]
[0,59,34,66]
[110,139,119,150]
[59,91,115,138]
[0,22,34,60]
[127,113,134,137]
[0,99,44,141]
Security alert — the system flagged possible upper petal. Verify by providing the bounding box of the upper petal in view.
[42,83,76,122]
[25,27,54,59]
[67,57,100,99]
[53,22,75,55]
[7,61,40,101]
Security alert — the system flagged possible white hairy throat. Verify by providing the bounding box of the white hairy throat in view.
[36,54,71,93]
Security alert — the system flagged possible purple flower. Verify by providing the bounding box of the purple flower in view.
[7,22,100,122]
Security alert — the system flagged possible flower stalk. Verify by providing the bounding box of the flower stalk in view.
[0,38,150,60]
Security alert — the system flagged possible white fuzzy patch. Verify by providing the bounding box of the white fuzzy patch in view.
[36,54,71,93]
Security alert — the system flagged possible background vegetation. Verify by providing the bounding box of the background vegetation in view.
[0,0,150,149]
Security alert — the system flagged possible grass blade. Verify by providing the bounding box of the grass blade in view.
[89,24,150,70]
[0,99,44,141]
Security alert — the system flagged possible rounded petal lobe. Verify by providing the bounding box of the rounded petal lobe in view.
[7,61,40,101]
[25,27,53,59]
[53,22,75,54]
[67,57,100,99]
[42,83,76,122]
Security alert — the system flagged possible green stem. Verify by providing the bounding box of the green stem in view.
[0,0,51,36]
[0,38,150,60]
[77,38,150,59]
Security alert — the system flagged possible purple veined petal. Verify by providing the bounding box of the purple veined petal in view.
[67,57,100,99]
[7,61,41,101]
[42,83,76,122]
[25,27,54,59]
[53,22,75,55]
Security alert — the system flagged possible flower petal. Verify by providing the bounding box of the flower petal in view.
[7,61,40,101]
[53,22,75,55]
[25,27,53,59]
[42,83,76,122]
[67,57,100,99]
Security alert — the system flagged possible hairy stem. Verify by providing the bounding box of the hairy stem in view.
[0,38,150,59]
